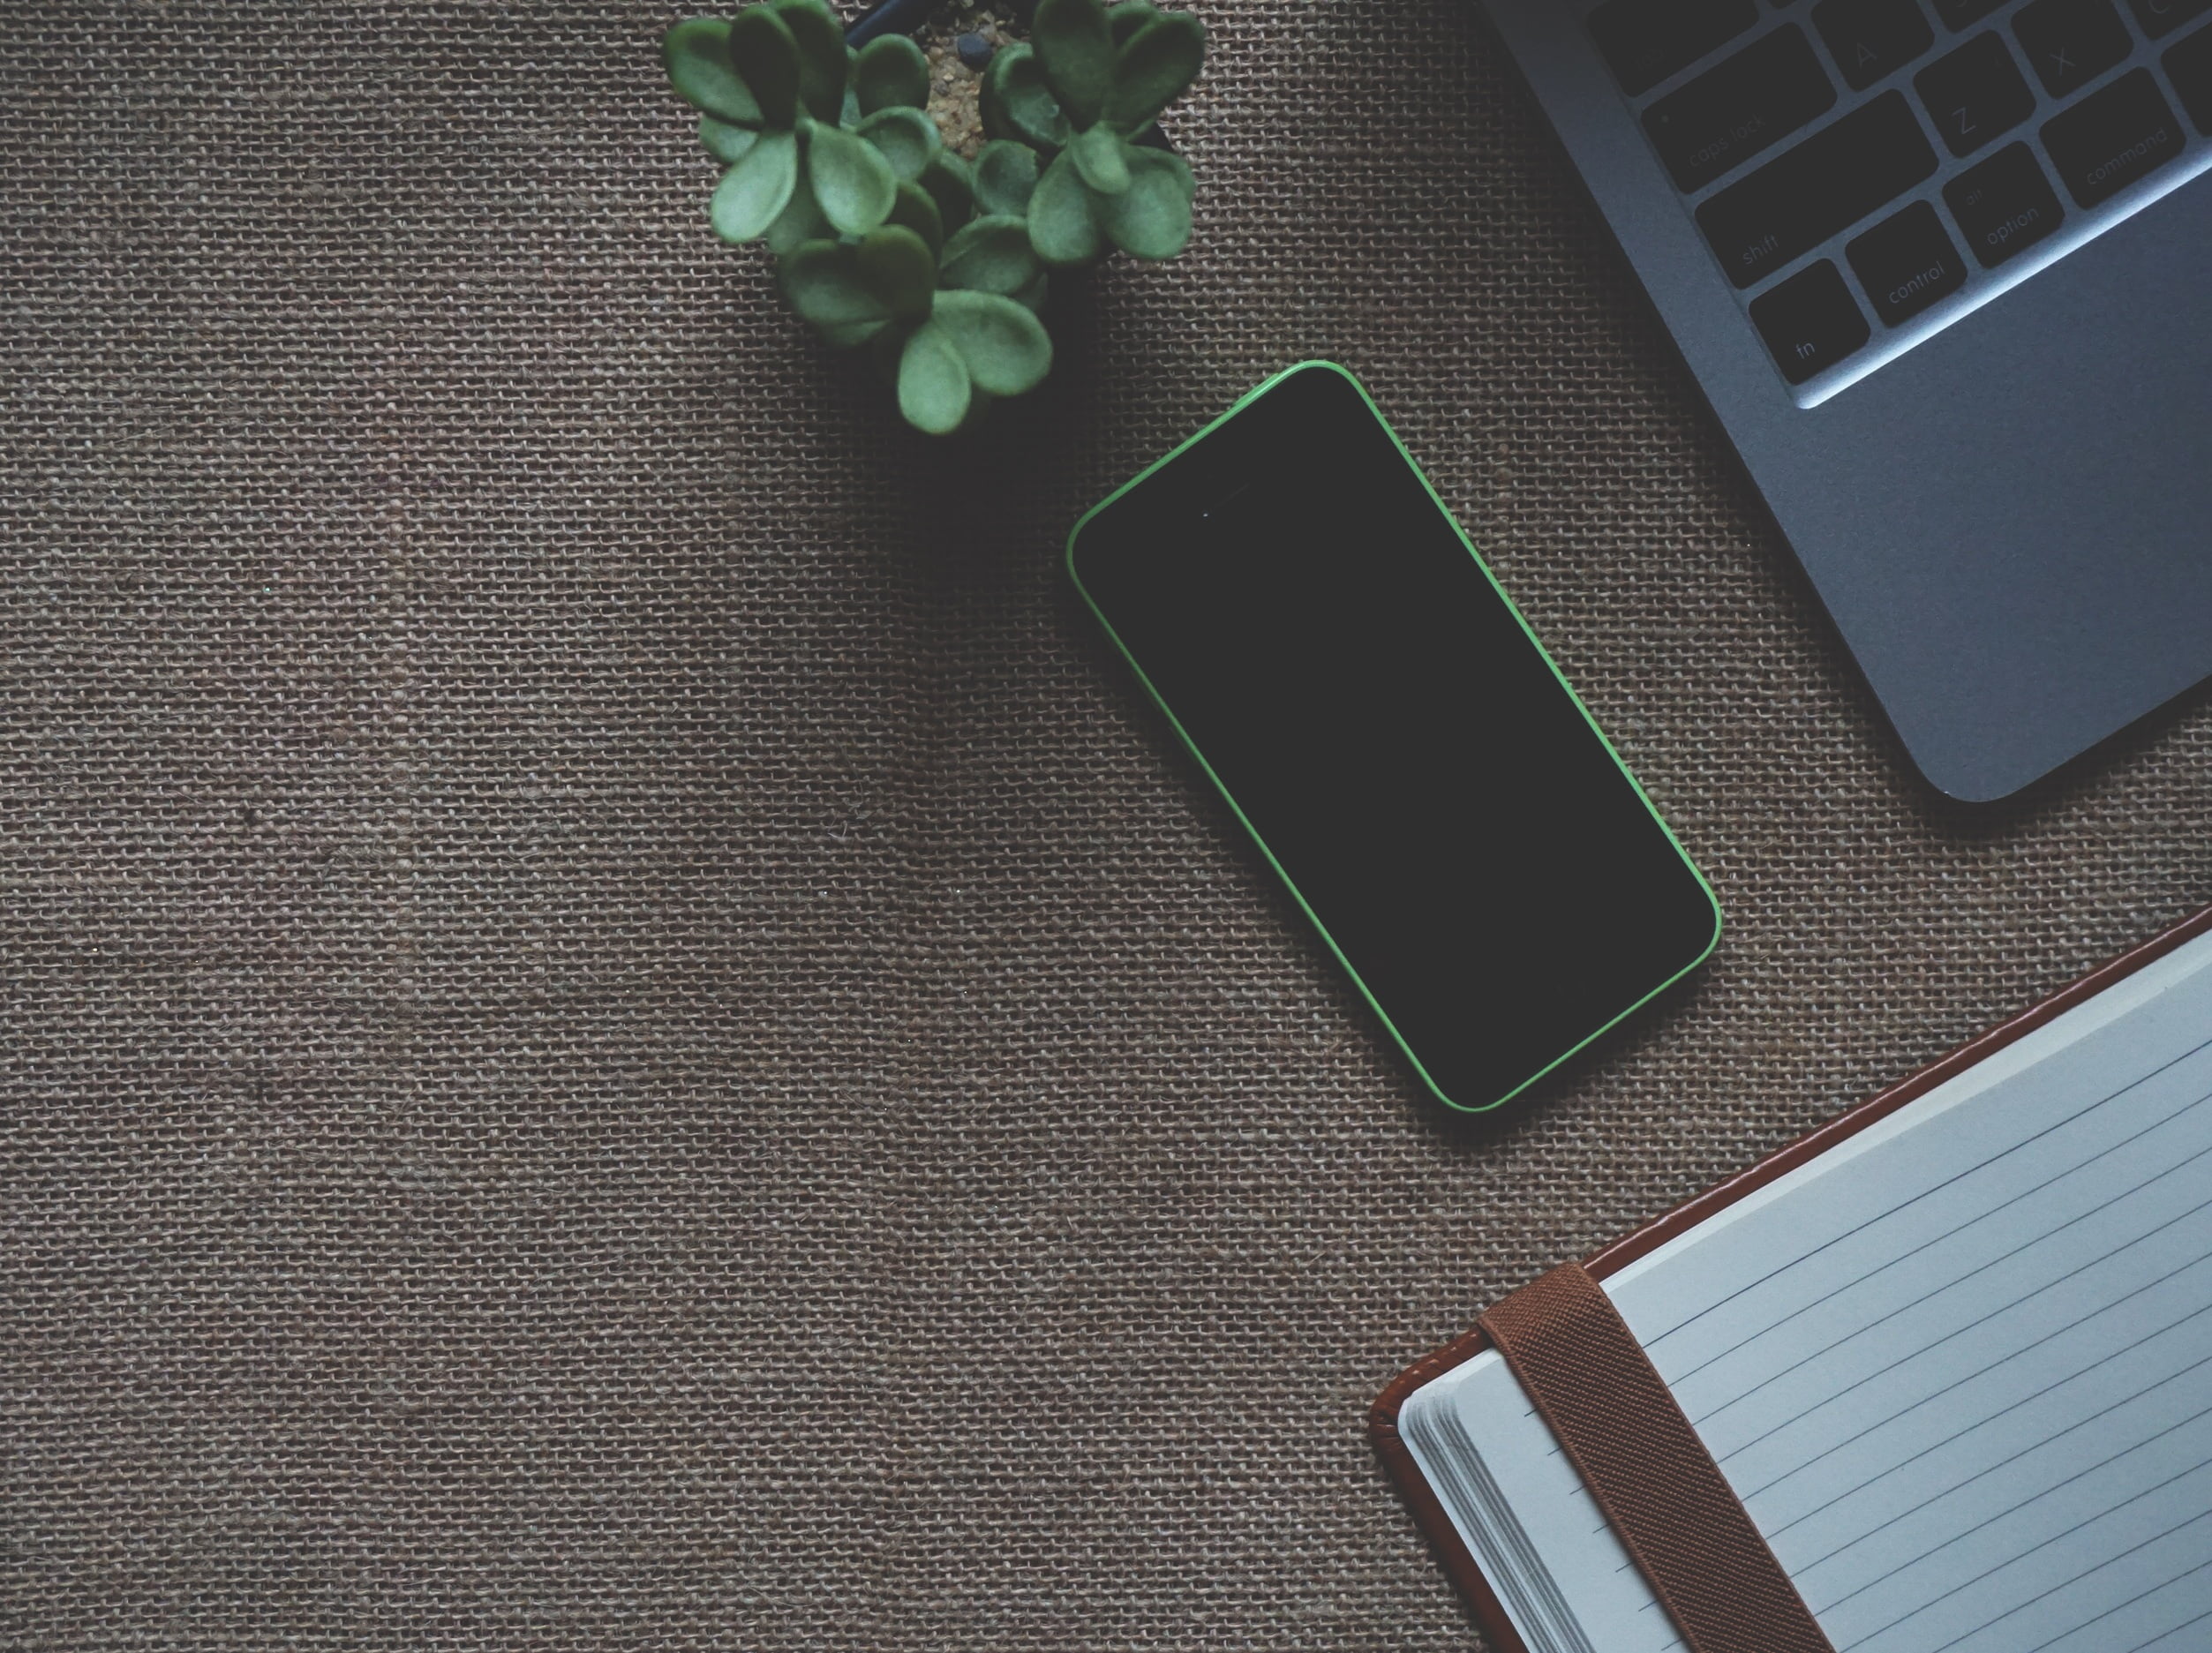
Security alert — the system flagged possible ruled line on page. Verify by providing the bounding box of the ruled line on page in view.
[1729,1242,2212,1503]
[2007,1548,2212,1653]
[1855,1501,2212,1648]
[2111,1584,2212,1653]
[1689,1127,2212,1430]
[1772,1326,2212,1553]
[1642,1032,2212,1356]
[1810,1407,2212,1616]
[1665,1081,2212,1391]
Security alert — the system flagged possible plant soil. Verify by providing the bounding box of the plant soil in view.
[913,0,1024,159]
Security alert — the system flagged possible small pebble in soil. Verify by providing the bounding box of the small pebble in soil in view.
[921,0,1023,157]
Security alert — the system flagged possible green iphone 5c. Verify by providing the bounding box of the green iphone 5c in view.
[1067,363,1719,1113]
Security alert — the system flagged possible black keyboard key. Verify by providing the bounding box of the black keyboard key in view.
[2013,0,2133,97]
[1591,0,1761,95]
[2042,68,2186,203]
[1944,141,2065,263]
[1847,200,1969,320]
[2131,0,2212,38]
[1750,260,1871,381]
[1915,32,2036,154]
[1697,92,1939,287]
[1934,0,2008,23]
[1814,0,1937,88]
[1644,26,1838,189]
[2167,24,2212,132]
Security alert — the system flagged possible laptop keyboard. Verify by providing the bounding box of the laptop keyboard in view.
[1589,0,2212,402]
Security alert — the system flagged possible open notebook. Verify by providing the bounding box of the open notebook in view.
[1378,907,2212,1653]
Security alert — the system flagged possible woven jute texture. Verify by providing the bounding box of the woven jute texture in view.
[7,4,2210,1648]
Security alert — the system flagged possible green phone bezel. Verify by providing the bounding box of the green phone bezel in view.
[1065,360,1722,1114]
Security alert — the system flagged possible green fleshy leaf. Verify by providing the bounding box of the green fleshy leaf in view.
[886,178,944,254]
[764,171,830,252]
[857,224,937,321]
[918,151,975,236]
[899,323,972,434]
[819,317,890,349]
[931,289,1053,397]
[807,122,899,236]
[1105,12,1203,133]
[869,322,910,387]
[780,238,891,327]
[937,214,1038,295]
[1012,270,1050,313]
[666,19,764,125]
[709,127,799,242]
[1097,144,1190,259]
[1108,0,1161,46]
[1031,0,1114,130]
[973,140,1039,216]
[854,106,939,182]
[841,45,862,126]
[856,34,930,114]
[1069,124,1130,195]
[700,114,761,164]
[1153,146,1193,200]
[769,0,850,123]
[1027,146,1102,266]
[982,45,1071,154]
[727,7,802,129]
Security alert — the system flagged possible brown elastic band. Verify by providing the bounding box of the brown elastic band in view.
[1478,1263,1834,1653]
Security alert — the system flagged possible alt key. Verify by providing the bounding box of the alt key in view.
[1750,261,1872,385]
[1945,142,2065,266]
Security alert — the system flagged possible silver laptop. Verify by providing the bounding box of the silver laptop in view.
[1481,0,2212,801]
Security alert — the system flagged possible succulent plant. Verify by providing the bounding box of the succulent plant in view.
[780,220,1052,435]
[984,0,1202,265]
[666,4,967,252]
[666,0,1205,435]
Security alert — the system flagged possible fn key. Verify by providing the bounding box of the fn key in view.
[1751,262,1870,384]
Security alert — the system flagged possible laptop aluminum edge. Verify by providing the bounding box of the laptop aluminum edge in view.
[1481,0,2212,802]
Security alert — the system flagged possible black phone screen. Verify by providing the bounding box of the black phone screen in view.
[1068,364,1719,1112]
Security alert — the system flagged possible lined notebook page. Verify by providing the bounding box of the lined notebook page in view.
[1402,926,2212,1653]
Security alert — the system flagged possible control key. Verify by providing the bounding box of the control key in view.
[1847,201,1968,324]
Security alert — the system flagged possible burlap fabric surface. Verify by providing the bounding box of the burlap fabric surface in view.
[8,3,2210,1647]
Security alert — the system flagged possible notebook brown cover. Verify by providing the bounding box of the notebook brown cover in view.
[1369,901,2212,1653]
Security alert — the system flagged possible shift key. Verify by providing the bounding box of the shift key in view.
[1697,92,1938,289]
